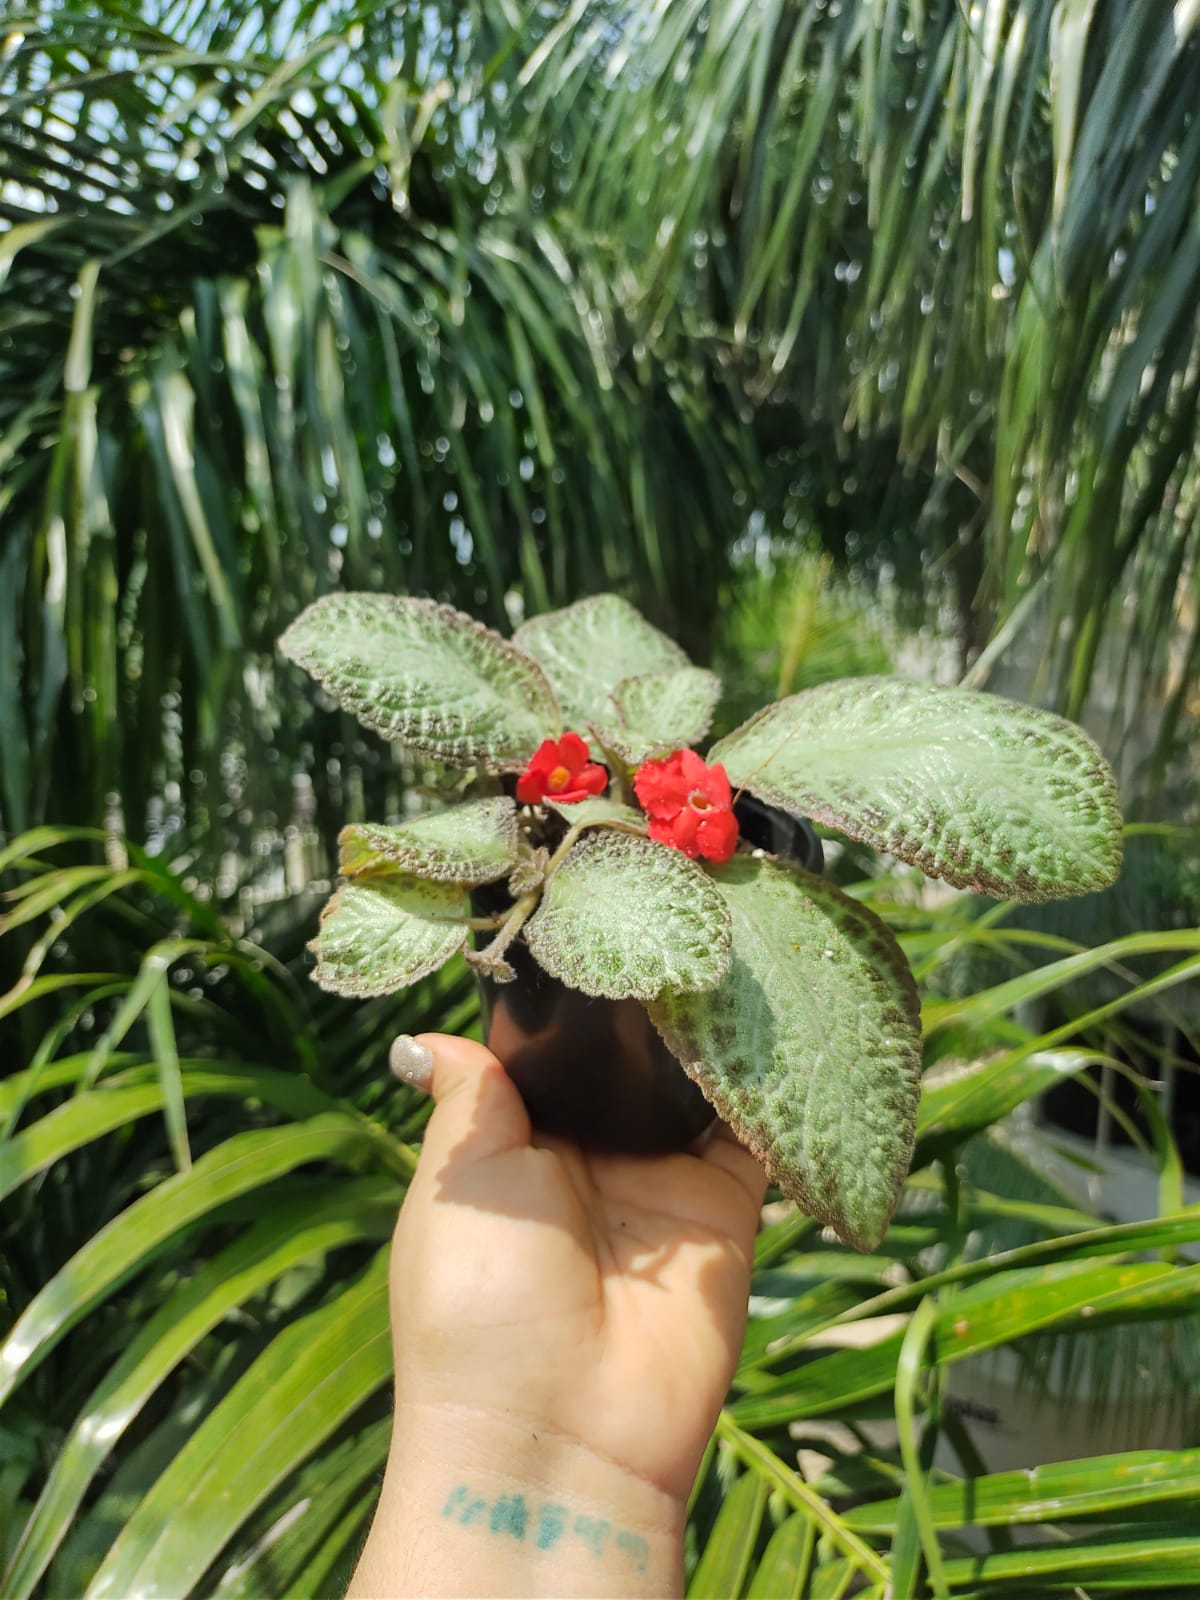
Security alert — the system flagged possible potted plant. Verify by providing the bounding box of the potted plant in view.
[279,592,1122,1250]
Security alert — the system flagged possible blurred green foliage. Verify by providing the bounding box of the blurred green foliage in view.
[3,1,1200,1595]
[3,829,1200,1596]
[710,550,894,734]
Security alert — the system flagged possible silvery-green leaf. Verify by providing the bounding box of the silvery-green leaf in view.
[309,876,468,996]
[280,593,560,770]
[597,666,722,762]
[546,797,646,830]
[648,855,921,1251]
[338,798,520,884]
[525,830,730,1001]
[513,594,688,733]
[709,678,1122,900]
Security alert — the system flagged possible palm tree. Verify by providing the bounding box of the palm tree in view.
[3,4,1200,1597]
[5,1,1199,866]
[526,0,1200,772]
[0,0,753,875]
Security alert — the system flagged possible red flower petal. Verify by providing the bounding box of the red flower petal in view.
[671,805,701,852]
[700,761,732,808]
[635,748,740,862]
[516,768,548,803]
[517,734,608,806]
[525,738,563,776]
[678,747,709,785]
[647,815,680,851]
[695,807,739,863]
[557,731,591,772]
[634,751,690,819]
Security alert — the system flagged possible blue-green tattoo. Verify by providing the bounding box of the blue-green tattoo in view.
[535,1502,567,1550]
[490,1493,528,1539]
[441,1483,649,1573]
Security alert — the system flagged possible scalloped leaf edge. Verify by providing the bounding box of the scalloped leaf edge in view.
[280,593,561,771]
[338,797,521,884]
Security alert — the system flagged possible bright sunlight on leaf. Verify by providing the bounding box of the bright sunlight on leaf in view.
[650,856,922,1250]
[338,798,521,884]
[525,830,731,1000]
[710,678,1123,900]
[280,594,560,770]
[514,594,689,734]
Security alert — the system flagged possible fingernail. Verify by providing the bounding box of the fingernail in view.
[389,1034,434,1093]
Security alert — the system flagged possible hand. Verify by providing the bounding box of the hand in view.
[349,1032,766,1599]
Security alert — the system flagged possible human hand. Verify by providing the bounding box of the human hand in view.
[348,1032,766,1598]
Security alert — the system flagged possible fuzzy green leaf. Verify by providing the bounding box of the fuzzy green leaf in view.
[280,594,560,770]
[709,678,1122,900]
[546,797,647,830]
[648,856,922,1251]
[525,830,730,1000]
[338,797,520,884]
[310,876,468,996]
[513,594,689,733]
[598,666,722,762]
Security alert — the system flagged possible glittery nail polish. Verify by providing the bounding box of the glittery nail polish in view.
[389,1033,434,1092]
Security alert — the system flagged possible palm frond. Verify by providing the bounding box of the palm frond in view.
[528,0,1200,769]
[0,1,750,868]
[4,833,1199,1598]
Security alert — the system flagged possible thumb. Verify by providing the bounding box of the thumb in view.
[391,1032,531,1170]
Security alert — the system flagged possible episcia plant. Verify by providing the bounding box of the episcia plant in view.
[279,592,1123,1250]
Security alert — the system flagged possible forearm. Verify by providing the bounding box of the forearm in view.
[347,1403,686,1598]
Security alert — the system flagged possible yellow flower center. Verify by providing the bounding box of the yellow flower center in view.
[547,765,572,793]
[688,788,713,812]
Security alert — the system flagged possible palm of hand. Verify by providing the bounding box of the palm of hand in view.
[391,1055,765,1504]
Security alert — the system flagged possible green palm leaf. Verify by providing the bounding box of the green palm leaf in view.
[0,1114,388,1406]
[2,1180,396,1600]
[86,1250,391,1598]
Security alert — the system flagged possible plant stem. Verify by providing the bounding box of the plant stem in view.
[469,888,540,968]
[894,1297,950,1599]
[468,812,647,968]
[472,823,584,961]
[591,734,636,803]
[543,821,585,877]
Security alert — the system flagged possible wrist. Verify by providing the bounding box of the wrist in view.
[349,1400,687,1598]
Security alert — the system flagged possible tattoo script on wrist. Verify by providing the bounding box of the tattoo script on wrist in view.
[440,1483,650,1576]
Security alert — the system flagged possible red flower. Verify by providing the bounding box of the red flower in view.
[517,732,607,805]
[633,748,740,864]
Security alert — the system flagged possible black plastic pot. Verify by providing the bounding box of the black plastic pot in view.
[473,796,822,1153]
